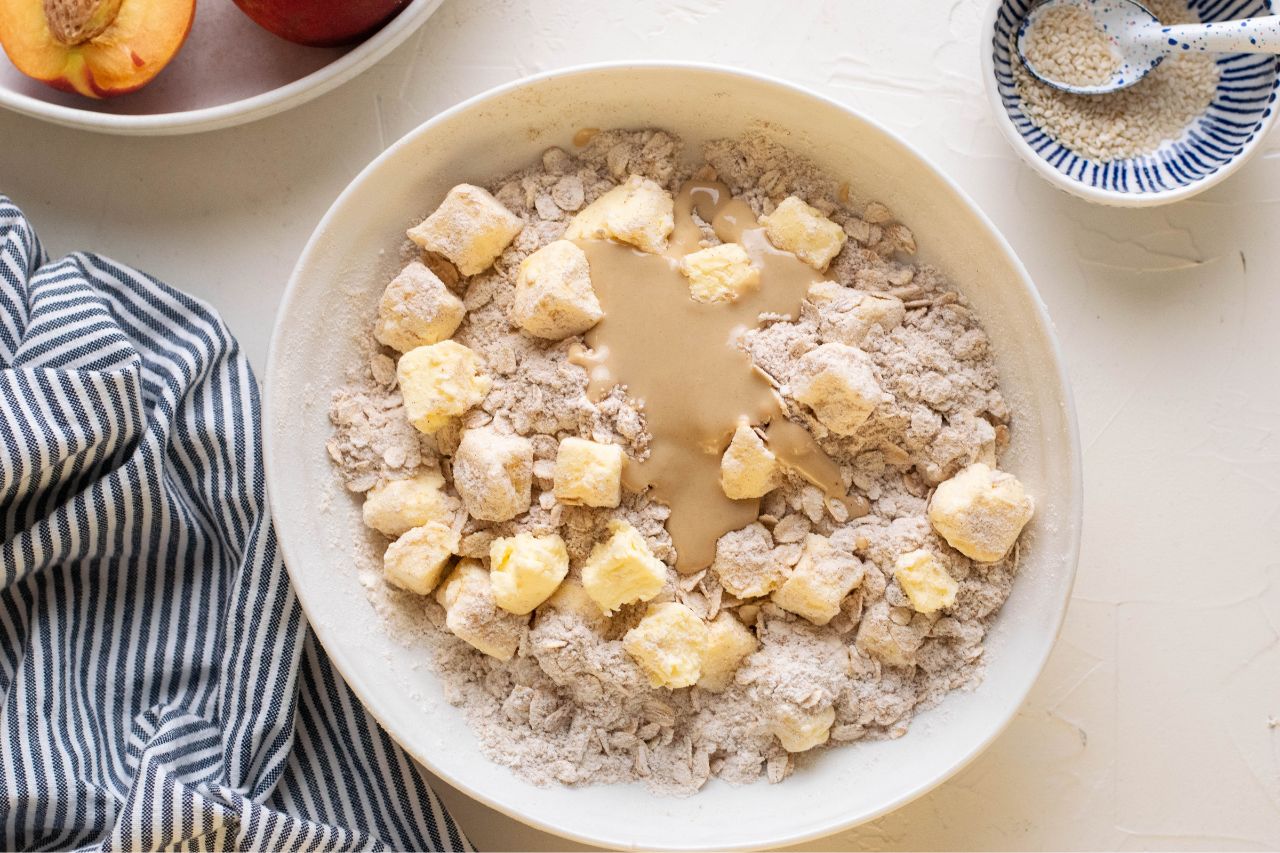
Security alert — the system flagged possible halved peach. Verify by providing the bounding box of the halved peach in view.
[0,0,196,98]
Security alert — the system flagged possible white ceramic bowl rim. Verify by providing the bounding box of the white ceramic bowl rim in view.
[0,0,442,136]
[980,0,1280,206]
[265,61,1084,850]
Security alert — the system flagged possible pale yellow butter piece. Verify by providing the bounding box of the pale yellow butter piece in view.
[489,532,569,615]
[894,548,957,614]
[564,174,674,254]
[543,577,609,629]
[383,521,458,595]
[396,340,491,435]
[374,261,465,353]
[696,612,758,692]
[623,602,710,689]
[452,427,533,522]
[771,704,836,753]
[361,469,454,538]
[928,462,1034,562]
[719,420,779,500]
[790,342,886,436]
[553,437,625,508]
[760,196,847,271]
[511,240,603,340]
[771,534,863,625]
[581,519,667,614]
[807,282,905,346]
[681,243,760,304]
[407,184,523,276]
[434,559,527,660]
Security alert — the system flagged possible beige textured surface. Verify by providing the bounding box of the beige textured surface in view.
[2,0,1278,847]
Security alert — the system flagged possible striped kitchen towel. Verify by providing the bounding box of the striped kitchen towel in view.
[0,197,469,852]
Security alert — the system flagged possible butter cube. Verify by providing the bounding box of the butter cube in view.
[928,463,1034,562]
[397,341,492,435]
[712,522,788,599]
[489,532,569,615]
[553,437,625,508]
[511,240,603,340]
[383,521,458,595]
[623,602,710,689]
[771,704,836,753]
[771,535,863,625]
[681,243,760,304]
[362,469,455,538]
[407,184,523,276]
[374,261,466,353]
[452,427,533,522]
[807,282,905,346]
[790,342,886,436]
[760,196,847,271]
[581,519,667,614]
[543,577,609,628]
[435,559,527,660]
[696,612,758,692]
[855,599,926,667]
[720,421,779,499]
[564,175,674,254]
[894,549,957,614]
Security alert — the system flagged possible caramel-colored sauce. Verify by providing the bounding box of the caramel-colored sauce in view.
[764,418,844,497]
[572,127,601,147]
[572,180,852,572]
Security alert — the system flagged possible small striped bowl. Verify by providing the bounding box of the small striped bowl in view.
[983,0,1280,205]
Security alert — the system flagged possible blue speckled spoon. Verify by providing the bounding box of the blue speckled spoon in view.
[1017,0,1280,94]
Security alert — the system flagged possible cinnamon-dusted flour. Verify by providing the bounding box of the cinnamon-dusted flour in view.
[327,130,1020,793]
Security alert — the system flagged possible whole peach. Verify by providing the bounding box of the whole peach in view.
[230,0,410,47]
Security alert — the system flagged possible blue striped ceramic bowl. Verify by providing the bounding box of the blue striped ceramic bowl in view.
[983,0,1280,205]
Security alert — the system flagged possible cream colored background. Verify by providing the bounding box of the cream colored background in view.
[2,0,1278,848]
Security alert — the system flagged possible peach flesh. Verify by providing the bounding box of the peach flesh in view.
[0,0,195,98]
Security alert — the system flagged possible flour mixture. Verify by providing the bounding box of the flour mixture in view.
[326,129,1036,793]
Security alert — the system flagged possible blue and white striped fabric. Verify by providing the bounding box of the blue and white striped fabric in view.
[0,197,469,852]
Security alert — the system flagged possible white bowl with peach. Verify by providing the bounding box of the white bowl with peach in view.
[0,0,443,134]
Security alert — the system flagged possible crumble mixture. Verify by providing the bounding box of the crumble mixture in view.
[327,129,1031,793]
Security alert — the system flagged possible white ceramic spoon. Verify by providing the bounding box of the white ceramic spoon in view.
[1017,0,1280,94]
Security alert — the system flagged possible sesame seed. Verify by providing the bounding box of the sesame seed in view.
[1013,0,1221,162]
[1023,4,1123,87]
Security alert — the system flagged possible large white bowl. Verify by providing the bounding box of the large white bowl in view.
[264,63,1083,851]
